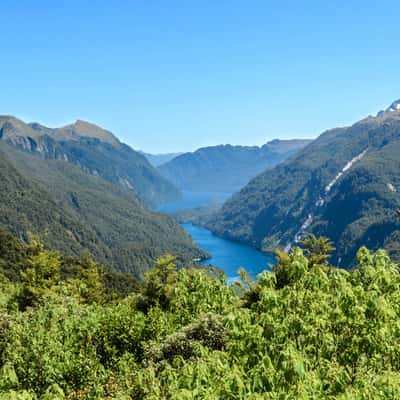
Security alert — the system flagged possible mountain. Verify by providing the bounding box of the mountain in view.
[0,141,205,278]
[158,140,311,193]
[206,101,400,267]
[140,151,183,167]
[0,116,180,206]
[377,99,400,116]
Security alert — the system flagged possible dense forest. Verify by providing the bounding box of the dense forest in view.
[0,142,205,278]
[1,229,400,399]
[206,106,400,267]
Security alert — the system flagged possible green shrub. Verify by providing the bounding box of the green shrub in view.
[2,238,400,398]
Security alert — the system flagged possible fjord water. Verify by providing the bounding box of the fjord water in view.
[158,190,273,280]
[157,190,231,213]
[182,223,273,280]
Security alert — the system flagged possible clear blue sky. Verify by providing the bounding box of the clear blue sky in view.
[1,0,400,153]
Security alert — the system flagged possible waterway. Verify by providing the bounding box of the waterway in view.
[158,191,274,280]
[182,222,273,280]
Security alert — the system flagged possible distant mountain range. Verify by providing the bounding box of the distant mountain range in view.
[0,140,205,278]
[158,139,311,193]
[206,101,400,266]
[0,116,180,207]
[140,151,183,167]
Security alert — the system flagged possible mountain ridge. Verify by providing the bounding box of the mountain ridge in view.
[158,139,311,193]
[0,115,180,206]
[29,119,121,146]
[206,103,400,266]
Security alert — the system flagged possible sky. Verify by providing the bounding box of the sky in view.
[1,1,400,153]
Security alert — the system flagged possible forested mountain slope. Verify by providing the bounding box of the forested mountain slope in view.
[0,116,180,206]
[207,102,400,266]
[0,142,205,277]
[158,139,311,193]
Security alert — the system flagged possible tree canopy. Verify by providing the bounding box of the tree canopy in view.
[1,230,400,398]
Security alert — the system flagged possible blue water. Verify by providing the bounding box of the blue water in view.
[157,191,274,280]
[157,190,231,213]
[182,223,274,281]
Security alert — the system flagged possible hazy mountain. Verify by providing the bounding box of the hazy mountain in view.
[140,151,183,167]
[0,116,180,207]
[206,101,400,266]
[158,139,311,193]
[0,142,205,278]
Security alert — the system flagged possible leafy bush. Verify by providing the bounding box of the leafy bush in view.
[1,235,400,398]
[146,313,227,363]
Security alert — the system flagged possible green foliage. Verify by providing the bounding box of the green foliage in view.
[0,364,19,392]
[0,391,34,400]
[0,142,205,278]
[2,233,400,398]
[207,112,400,267]
[62,256,106,305]
[0,229,139,310]
[301,233,335,267]
[233,268,262,307]
[145,313,227,363]
[273,247,308,288]
[40,384,64,400]
[60,255,140,302]
[138,254,179,311]
[18,234,62,308]
[0,231,28,282]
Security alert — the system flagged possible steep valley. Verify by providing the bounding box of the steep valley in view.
[206,102,400,266]
[0,141,205,278]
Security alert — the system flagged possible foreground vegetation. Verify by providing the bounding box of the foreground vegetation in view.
[1,232,400,399]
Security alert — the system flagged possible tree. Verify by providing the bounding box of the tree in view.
[63,254,106,304]
[233,268,263,307]
[300,233,335,268]
[18,234,61,309]
[138,254,178,311]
